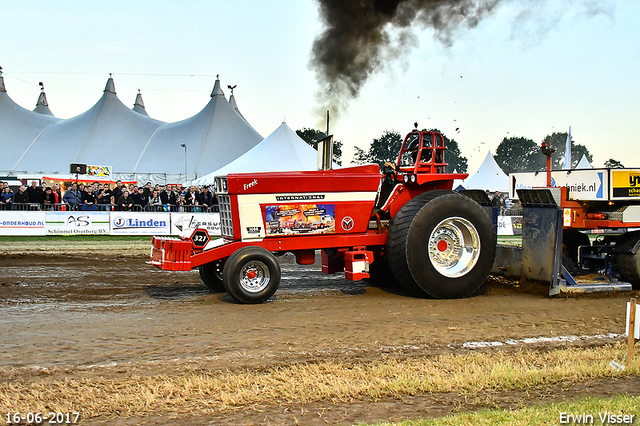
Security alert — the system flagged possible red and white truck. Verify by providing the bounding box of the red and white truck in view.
[150,130,497,303]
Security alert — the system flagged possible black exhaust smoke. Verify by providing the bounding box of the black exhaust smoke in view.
[310,0,502,118]
[310,0,612,121]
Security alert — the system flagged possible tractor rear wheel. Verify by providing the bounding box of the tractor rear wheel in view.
[617,234,640,289]
[387,191,496,298]
[223,246,281,304]
[199,259,226,292]
[562,228,590,269]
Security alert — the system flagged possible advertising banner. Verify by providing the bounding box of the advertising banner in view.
[110,212,171,235]
[497,216,522,236]
[46,212,110,235]
[510,170,607,201]
[0,211,46,236]
[265,204,335,236]
[611,169,640,199]
[86,165,112,177]
[170,212,221,237]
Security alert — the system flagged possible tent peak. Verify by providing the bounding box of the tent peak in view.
[132,89,149,116]
[229,94,239,110]
[134,89,145,109]
[0,66,5,93]
[210,75,225,98]
[104,74,116,94]
[33,82,55,116]
[36,82,49,107]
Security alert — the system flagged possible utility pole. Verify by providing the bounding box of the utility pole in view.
[180,144,187,181]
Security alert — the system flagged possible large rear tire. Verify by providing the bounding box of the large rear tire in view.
[562,229,590,268]
[223,246,281,304]
[387,191,496,298]
[617,234,640,289]
[199,259,226,292]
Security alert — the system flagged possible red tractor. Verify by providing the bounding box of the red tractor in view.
[150,130,497,303]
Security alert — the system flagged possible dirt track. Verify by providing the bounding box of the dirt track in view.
[1,240,638,425]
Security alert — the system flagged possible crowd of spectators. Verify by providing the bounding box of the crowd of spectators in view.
[486,190,521,215]
[0,180,218,212]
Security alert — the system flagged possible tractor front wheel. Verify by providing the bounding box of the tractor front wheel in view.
[223,246,281,304]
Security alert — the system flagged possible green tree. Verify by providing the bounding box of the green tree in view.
[604,158,624,168]
[352,129,468,173]
[296,128,342,165]
[494,136,545,174]
[351,130,404,167]
[541,132,592,170]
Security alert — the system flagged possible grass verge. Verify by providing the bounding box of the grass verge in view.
[363,394,640,426]
[1,344,637,421]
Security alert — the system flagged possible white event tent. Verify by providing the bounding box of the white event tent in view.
[12,77,166,175]
[575,154,592,169]
[132,78,263,181]
[0,73,60,173]
[462,151,509,193]
[0,70,264,184]
[195,122,319,186]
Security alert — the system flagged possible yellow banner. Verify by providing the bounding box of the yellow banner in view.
[612,169,640,197]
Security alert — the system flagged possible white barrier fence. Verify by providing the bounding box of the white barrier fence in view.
[0,211,221,237]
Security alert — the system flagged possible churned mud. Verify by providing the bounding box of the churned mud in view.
[1,241,638,425]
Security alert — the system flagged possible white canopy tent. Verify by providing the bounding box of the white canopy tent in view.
[12,77,165,175]
[0,73,60,174]
[1,71,265,184]
[133,78,263,181]
[195,122,319,186]
[462,151,509,193]
[575,154,592,169]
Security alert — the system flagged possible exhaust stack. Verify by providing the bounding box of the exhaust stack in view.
[317,134,334,171]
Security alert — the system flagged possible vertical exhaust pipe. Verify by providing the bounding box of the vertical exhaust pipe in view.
[317,110,333,170]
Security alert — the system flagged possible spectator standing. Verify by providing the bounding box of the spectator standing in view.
[111,180,124,205]
[181,190,193,206]
[51,184,62,205]
[159,185,169,205]
[42,187,56,210]
[63,183,82,210]
[165,185,178,211]
[26,181,43,207]
[148,190,162,211]
[14,185,30,207]
[1,186,13,210]
[97,183,113,211]
[177,193,187,211]
[491,191,506,214]
[200,186,214,210]
[116,189,134,211]
[82,183,97,210]
[142,182,153,199]
[187,186,199,205]
[130,186,148,209]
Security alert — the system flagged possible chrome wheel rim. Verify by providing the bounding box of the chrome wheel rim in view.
[239,260,270,293]
[427,217,480,278]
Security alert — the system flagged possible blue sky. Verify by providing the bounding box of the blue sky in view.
[1,0,638,173]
